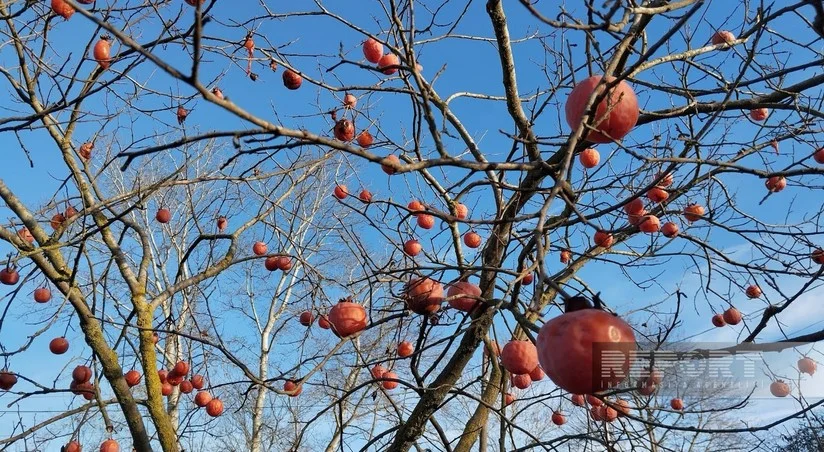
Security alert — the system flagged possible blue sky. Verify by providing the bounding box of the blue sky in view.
[2,0,824,449]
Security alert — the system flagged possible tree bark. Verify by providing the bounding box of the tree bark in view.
[137,307,180,452]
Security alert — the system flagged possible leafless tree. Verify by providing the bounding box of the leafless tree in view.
[3,0,824,451]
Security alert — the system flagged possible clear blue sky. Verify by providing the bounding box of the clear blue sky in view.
[2,0,823,449]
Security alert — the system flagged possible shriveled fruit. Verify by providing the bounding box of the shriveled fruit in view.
[333,119,355,142]
[167,373,184,386]
[190,374,205,390]
[173,361,190,376]
[407,200,425,212]
[446,281,482,312]
[49,337,69,355]
[17,227,34,244]
[746,285,762,299]
[50,213,66,230]
[571,394,585,406]
[34,288,51,303]
[711,30,736,47]
[381,155,400,175]
[537,305,636,395]
[358,189,372,203]
[371,365,386,379]
[765,176,787,192]
[647,187,669,203]
[586,394,603,407]
[284,380,302,397]
[504,392,515,406]
[655,171,674,187]
[661,222,679,238]
[463,231,482,248]
[683,203,705,222]
[282,70,302,90]
[378,53,400,75]
[638,215,660,233]
[78,142,93,160]
[624,198,645,216]
[253,242,267,256]
[51,0,75,20]
[579,148,600,168]
[750,108,769,121]
[521,272,534,285]
[560,249,572,264]
[501,341,539,375]
[124,370,141,387]
[455,203,468,220]
[327,299,368,337]
[343,93,357,108]
[723,307,742,325]
[670,398,684,410]
[404,278,443,315]
[511,373,531,389]
[711,313,726,327]
[72,365,92,383]
[0,267,20,286]
[403,239,422,257]
[770,380,790,397]
[416,214,435,229]
[357,130,374,148]
[529,366,545,381]
[565,75,639,143]
[217,216,228,232]
[194,391,212,407]
[813,248,824,265]
[81,384,95,400]
[362,38,383,63]
[299,311,313,326]
[397,341,414,358]
[100,439,119,452]
[333,185,348,200]
[798,357,817,375]
[0,371,18,390]
[93,37,112,70]
[276,255,292,271]
[155,208,171,224]
[593,230,614,248]
[206,398,224,417]
[814,148,824,164]
[381,371,399,390]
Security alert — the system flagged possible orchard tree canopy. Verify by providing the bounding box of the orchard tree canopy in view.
[3,0,824,451]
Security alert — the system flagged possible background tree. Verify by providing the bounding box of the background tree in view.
[3,0,824,451]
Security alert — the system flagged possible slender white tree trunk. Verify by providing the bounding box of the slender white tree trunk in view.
[250,334,270,452]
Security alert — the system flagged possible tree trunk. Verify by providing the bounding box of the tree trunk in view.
[250,335,270,452]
